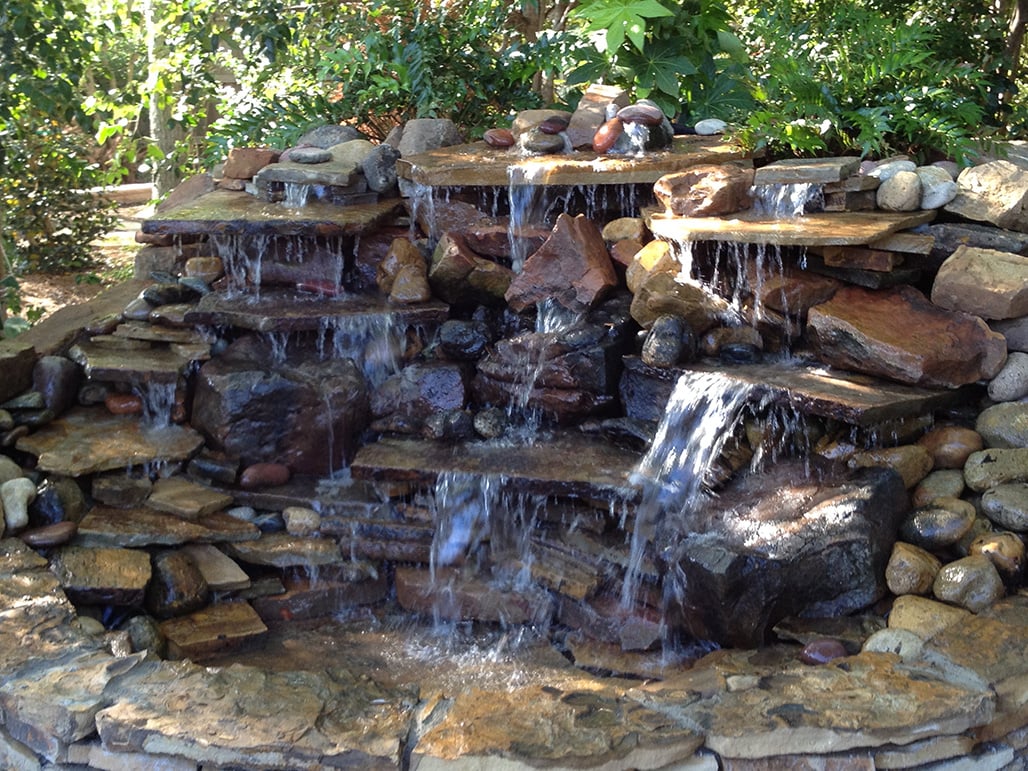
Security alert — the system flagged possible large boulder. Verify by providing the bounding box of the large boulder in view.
[806,285,1007,388]
[191,336,369,475]
[945,159,1028,233]
[663,461,908,648]
[931,245,1028,320]
[505,214,617,313]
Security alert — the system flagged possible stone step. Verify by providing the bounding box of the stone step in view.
[69,339,202,385]
[397,135,752,188]
[184,287,449,333]
[142,189,404,237]
[350,433,642,501]
[16,408,205,476]
[74,506,260,548]
[159,600,268,660]
[621,357,973,427]
[648,209,935,246]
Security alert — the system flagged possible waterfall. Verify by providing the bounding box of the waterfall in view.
[751,182,824,218]
[622,370,754,607]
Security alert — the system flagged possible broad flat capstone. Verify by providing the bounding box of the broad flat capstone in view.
[15,409,204,476]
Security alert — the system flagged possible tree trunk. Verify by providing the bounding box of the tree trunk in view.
[1006,0,1028,83]
[144,0,185,198]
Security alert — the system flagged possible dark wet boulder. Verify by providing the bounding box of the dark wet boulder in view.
[146,549,210,619]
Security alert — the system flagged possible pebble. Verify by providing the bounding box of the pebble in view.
[700,325,763,358]
[473,407,508,440]
[520,129,567,155]
[968,531,1024,582]
[987,351,1028,402]
[592,117,624,153]
[964,448,1028,491]
[105,392,144,416]
[955,516,995,557]
[185,256,225,283]
[119,614,167,657]
[862,628,925,662]
[849,444,933,489]
[239,462,292,489]
[876,170,921,211]
[389,264,432,303]
[288,146,333,164]
[975,402,1028,449]
[932,554,1005,612]
[911,469,965,507]
[898,497,977,550]
[283,506,321,537]
[0,409,11,431]
[718,341,762,364]
[538,115,570,134]
[868,159,917,180]
[916,165,958,209]
[423,409,476,442]
[1,477,37,532]
[886,541,941,596]
[917,425,983,468]
[798,638,848,664]
[980,483,1028,531]
[0,456,23,485]
[123,296,154,321]
[694,118,727,135]
[21,520,78,548]
[616,103,664,126]
[641,315,693,368]
[483,128,516,148]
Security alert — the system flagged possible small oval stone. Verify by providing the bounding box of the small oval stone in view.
[592,117,624,153]
[483,128,516,148]
[239,462,292,489]
[899,497,977,550]
[694,118,727,135]
[641,315,693,368]
[146,550,210,619]
[184,256,224,283]
[616,103,664,126]
[932,554,1005,612]
[911,469,966,507]
[105,392,144,416]
[799,638,848,665]
[849,444,933,489]
[119,614,166,657]
[969,531,1025,582]
[975,402,1028,449]
[21,520,78,548]
[980,483,1028,532]
[917,425,983,469]
[886,541,942,596]
[718,342,762,364]
[288,146,332,164]
[439,320,492,361]
[538,116,570,135]
[987,351,1028,402]
[283,506,321,537]
[520,129,566,154]
[862,628,924,662]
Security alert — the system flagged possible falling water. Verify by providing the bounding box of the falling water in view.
[751,182,824,218]
[622,370,754,607]
[134,382,178,429]
[262,330,291,365]
[282,182,312,208]
[318,314,403,387]
[209,234,271,298]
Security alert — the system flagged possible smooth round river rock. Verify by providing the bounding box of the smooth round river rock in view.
[980,483,1028,531]
[964,448,1028,491]
[987,350,1028,402]
[911,468,965,507]
[969,531,1025,581]
[976,402,1028,449]
[917,425,984,468]
[899,497,977,550]
[932,554,1005,612]
[886,541,942,596]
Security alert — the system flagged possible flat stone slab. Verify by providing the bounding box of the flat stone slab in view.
[50,546,152,606]
[185,288,449,333]
[69,338,202,384]
[16,408,204,476]
[180,544,251,592]
[351,433,641,500]
[754,156,862,185]
[159,601,268,660]
[223,532,345,568]
[74,506,259,548]
[648,209,935,246]
[147,477,234,520]
[624,358,971,426]
[142,190,404,237]
[397,135,752,188]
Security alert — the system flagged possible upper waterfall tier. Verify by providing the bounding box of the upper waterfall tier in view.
[396,135,753,188]
[647,209,936,246]
[141,190,405,236]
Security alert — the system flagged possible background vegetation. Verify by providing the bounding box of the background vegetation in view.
[2,0,1026,334]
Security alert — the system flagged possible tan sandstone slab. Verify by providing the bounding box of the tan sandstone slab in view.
[648,209,934,246]
[411,684,705,771]
[180,544,251,592]
[931,245,1028,320]
[95,658,414,769]
[16,408,204,476]
[398,135,752,188]
[753,157,861,185]
[50,546,152,606]
[74,506,259,548]
[159,600,268,660]
[146,477,233,520]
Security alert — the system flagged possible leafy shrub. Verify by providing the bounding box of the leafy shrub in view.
[566,0,752,120]
[733,0,991,161]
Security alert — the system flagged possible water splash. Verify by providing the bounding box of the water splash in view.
[282,182,312,208]
[210,233,271,298]
[431,471,502,570]
[751,182,824,218]
[622,371,754,607]
[318,314,403,387]
[134,382,178,429]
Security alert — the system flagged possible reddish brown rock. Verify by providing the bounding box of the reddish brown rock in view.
[749,265,841,317]
[799,638,849,664]
[505,214,617,313]
[806,285,1008,388]
[240,462,291,489]
[917,425,984,469]
[654,164,755,217]
[429,232,513,306]
[376,237,425,294]
[20,520,78,548]
[221,147,280,179]
[610,238,644,269]
[592,117,624,153]
[395,566,554,625]
[104,392,144,416]
[483,128,515,148]
[567,83,629,149]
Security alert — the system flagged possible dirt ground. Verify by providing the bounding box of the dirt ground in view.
[13,203,151,322]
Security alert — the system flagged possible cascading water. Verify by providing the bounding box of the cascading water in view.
[317,313,404,388]
[621,370,754,608]
[751,182,824,218]
[133,381,179,429]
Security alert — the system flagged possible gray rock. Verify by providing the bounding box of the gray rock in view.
[912,469,966,507]
[876,170,921,211]
[397,118,462,157]
[287,146,333,164]
[898,497,977,550]
[296,124,363,148]
[932,554,1005,612]
[862,627,925,662]
[987,350,1028,401]
[976,401,1028,448]
[1,477,36,532]
[917,165,958,209]
[964,448,1028,491]
[980,483,1028,531]
[641,315,695,368]
[0,456,23,485]
[946,159,1028,232]
[361,142,400,193]
[868,159,917,180]
[932,245,1028,320]
[991,315,1028,352]
[694,118,727,135]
